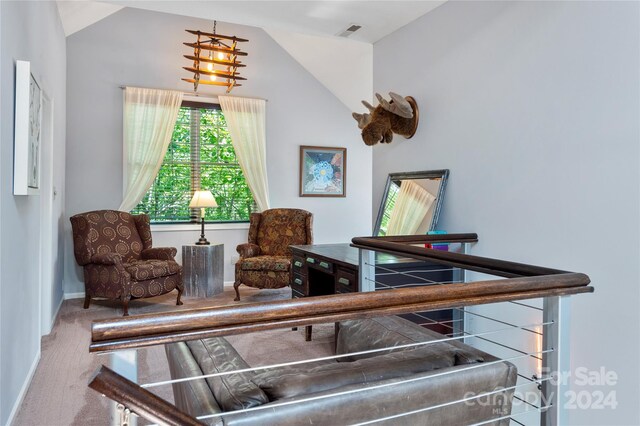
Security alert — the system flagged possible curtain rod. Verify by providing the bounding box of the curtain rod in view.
[118,85,268,102]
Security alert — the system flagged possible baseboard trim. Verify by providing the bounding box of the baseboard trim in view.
[64,291,85,300]
[6,349,41,426]
[52,295,64,323]
[65,284,235,298]
[42,295,64,336]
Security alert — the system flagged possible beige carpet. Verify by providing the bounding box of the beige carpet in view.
[13,288,334,426]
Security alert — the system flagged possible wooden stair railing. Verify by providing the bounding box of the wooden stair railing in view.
[90,235,592,353]
[88,365,204,426]
[88,235,594,425]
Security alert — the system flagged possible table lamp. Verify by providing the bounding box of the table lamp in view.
[189,190,218,245]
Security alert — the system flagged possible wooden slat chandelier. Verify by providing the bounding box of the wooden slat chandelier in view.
[182,21,248,93]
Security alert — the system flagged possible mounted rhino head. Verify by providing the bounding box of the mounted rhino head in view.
[352,92,419,146]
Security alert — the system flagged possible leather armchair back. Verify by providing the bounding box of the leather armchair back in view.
[70,210,153,265]
[248,209,313,256]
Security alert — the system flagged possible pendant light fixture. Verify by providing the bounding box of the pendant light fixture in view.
[182,21,248,93]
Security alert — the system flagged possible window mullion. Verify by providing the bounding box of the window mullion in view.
[190,107,201,222]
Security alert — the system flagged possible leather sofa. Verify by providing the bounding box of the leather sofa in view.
[165,316,517,425]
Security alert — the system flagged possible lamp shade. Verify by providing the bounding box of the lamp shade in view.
[189,190,218,208]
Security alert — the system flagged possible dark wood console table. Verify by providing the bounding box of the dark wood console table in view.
[290,243,456,341]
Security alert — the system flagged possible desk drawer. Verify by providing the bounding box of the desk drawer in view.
[336,267,357,293]
[305,256,333,273]
[291,288,304,299]
[292,255,305,274]
[291,272,308,295]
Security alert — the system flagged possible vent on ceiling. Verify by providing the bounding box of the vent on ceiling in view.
[337,24,362,38]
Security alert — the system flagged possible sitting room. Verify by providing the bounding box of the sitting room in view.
[0,1,638,425]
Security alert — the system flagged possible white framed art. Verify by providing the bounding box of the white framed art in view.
[14,60,42,195]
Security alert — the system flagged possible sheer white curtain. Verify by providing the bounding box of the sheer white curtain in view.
[218,96,270,212]
[119,87,183,211]
[386,180,436,236]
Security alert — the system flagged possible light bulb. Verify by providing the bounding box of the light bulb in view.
[209,74,217,81]
[207,63,213,71]
[217,51,225,60]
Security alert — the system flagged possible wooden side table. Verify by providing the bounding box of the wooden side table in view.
[182,244,224,298]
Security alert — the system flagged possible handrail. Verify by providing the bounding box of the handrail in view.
[88,234,594,426]
[351,235,567,278]
[88,365,204,426]
[90,273,592,353]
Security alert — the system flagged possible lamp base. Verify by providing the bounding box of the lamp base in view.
[196,217,210,245]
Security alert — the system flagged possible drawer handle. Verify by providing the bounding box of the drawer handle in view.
[338,277,350,286]
[294,278,303,285]
[306,257,315,264]
[294,260,303,268]
[319,261,330,269]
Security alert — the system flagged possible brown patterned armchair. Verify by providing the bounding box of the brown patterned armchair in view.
[234,208,313,301]
[70,210,183,316]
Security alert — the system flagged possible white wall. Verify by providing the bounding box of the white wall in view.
[0,1,66,424]
[373,2,639,424]
[64,7,372,293]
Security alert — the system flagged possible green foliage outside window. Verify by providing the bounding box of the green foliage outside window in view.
[378,183,400,236]
[132,106,256,223]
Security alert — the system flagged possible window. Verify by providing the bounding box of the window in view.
[132,101,255,223]
[377,182,400,237]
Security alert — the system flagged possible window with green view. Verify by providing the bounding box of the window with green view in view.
[132,102,256,223]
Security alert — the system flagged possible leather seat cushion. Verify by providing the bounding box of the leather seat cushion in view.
[186,338,269,411]
[253,345,457,401]
[336,316,484,364]
[240,256,290,272]
[124,259,180,281]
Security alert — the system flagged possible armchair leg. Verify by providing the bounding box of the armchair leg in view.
[83,294,91,309]
[122,296,130,317]
[233,281,241,302]
[176,287,184,306]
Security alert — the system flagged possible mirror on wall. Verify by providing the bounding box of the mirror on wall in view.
[373,170,449,236]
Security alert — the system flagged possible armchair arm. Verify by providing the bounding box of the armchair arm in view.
[90,253,124,266]
[236,243,261,259]
[141,247,177,260]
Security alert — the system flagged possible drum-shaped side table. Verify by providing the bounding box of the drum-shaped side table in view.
[182,244,224,297]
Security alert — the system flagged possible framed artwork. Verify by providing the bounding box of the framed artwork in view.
[14,60,42,195]
[299,146,346,197]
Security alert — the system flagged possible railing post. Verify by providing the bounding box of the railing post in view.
[358,248,376,292]
[541,295,571,425]
[111,350,138,426]
[451,242,469,338]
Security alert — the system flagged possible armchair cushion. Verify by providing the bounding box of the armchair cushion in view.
[239,256,290,272]
[141,247,177,260]
[236,243,261,259]
[253,345,456,401]
[253,209,313,256]
[90,253,123,265]
[185,338,269,411]
[124,259,181,281]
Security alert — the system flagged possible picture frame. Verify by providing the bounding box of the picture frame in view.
[14,60,42,195]
[299,145,346,197]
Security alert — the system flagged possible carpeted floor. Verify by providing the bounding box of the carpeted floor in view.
[13,287,334,426]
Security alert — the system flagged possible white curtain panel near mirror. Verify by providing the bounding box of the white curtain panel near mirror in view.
[218,96,270,212]
[386,180,436,235]
[119,87,183,211]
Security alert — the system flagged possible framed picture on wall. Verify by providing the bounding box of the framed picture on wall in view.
[299,146,346,197]
[13,60,42,195]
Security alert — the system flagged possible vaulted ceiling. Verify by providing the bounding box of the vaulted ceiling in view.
[57,1,446,42]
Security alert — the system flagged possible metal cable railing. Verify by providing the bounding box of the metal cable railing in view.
[87,234,593,426]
